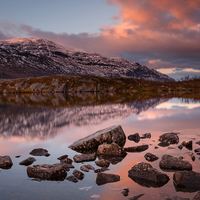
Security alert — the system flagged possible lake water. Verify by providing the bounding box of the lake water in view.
[0,95,200,200]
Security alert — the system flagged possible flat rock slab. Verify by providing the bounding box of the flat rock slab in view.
[29,148,50,157]
[27,163,67,181]
[0,156,13,169]
[173,171,200,192]
[96,172,120,186]
[19,157,36,166]
[73,153,96,163]
[144,153,159,162]
[159,132,179,144]
[124,145,148,152]
[128,162,169,187]
[159,155,192,170]
[68,125,126,152]
[97,143,127,157]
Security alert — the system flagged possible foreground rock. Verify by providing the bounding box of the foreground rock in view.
[68,125,126,152]
[128,162,169,187]
[173,171,200,192]
[144,153,159,162]
[193,191,200,200]
[96,172,120,186]
[124,145,148,152]
[95,159,110,168]
[159,155,192,170]
[128,133,140,143]
[19,157,36,166]
[27,163,67,181]
[29,148,50,157]
[0,156,13,169]
[73,153,96,163]
[97,143,127,157]
[159,132,179,144]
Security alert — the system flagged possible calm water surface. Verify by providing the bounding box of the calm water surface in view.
[0,96,200,200]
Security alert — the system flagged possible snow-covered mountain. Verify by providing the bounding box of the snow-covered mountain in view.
[0,37,174,81]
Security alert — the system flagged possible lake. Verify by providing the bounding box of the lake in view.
[0,94,200,200]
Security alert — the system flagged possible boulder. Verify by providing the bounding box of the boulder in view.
[73,169,84,180]
[68,125,126,152]
[96,172,120,185]
[128,133,140,143]
[73,153,96,163]
[19,157,36,166]
[95,159,110,168]
[159,155,192,170]
[97,143,127,157]
[29,148,50,157]
[144,153,159,162]
[159,132,179,144]
[27,163,67,181]
[173,171,200,192]
[0,156,13,169]
[124,145,148,152]
[128,162,169,187]
[66,175,78,183]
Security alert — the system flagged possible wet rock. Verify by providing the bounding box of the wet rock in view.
[68,125,126,152]
[173,171,200,192]
[94,167,109,173]
[80,164,95,172]
[73,153,96,163]
[97,143,127,157]
[141,133,151,139]
[60,157,73,164]
[194,148,200,153]
[15,155,21,158]
[97,155,125,165]
[129,194,144,200]
[85,164,95,170]
[124,145,148,152]
[121,188,129,196]
[0,156,13,169]
[154,146,159,149]
[159,155,192,170]
[27,163,67,181]
[57,155,68,160]
[128,133,140,143]
[29,148,50,157]
[19,157,36,166]
[73,169,84,180]
[178,145,183,150]
[159,132,179,144]
[128,162,169,187]
[158,140,170,147]
[66,175,78,183]
[196,141,200,145]
[192,191,200,200]
[96,172,120,186]
[182,140,192,150]
[61,163,74,168]
[144,153,159,162]
[95,159,110,168]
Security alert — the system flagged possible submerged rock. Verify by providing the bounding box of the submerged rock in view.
[73,169,84,180]
[158,140,170,147]
[97,143,127,157]
[124,145,148,152]
[29,148,50,157]
[128,133,140,143]
[19,157,36,166]
[96,172,120,186]
[173,171,200,192]
[68,125,126,152]
[121,188,129,197]
[128,162,169,188]
[0,156,13,169]
[73,153,96,163]
[159,155,192,170]
[27,163,67,181]
[95,159,110,168]
[144,153,159,162]
[66,175,78,183]
[159,132,179,144]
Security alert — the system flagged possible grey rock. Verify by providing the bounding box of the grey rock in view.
[95,159,110,168]
[66,175,78,183]
[27,163,67,181]
[68,125,126,152]
[19,157,36,166]
[159,132,179,144]
[124,145,148,152]
[96,172,120,185]
[128,162,169,187]
[0,156,13,169]
[192,191,200,200]
[73,169,84,180]
[73,153,96,163]
[159,155,192,170]
[128,133,140,143]
[29,148,50,157]
[144,153,159,162]
[97,143,127,157]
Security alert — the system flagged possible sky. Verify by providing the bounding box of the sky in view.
[0,0,200,80]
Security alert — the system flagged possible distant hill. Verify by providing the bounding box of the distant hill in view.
[0,37,174,82]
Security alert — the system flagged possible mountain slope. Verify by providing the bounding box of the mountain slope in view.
[0,37,174,81]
